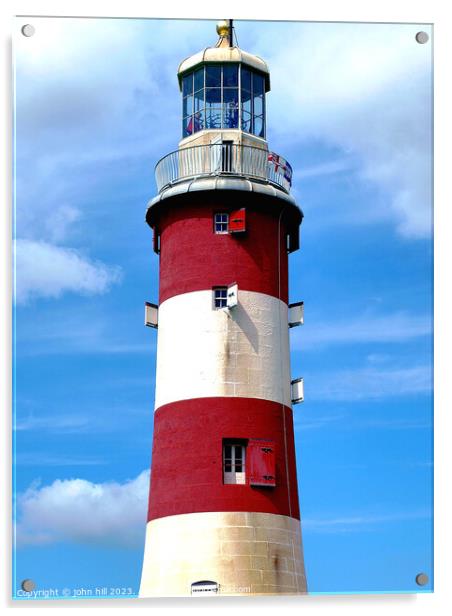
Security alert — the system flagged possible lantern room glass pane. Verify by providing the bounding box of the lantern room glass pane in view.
[183,95,193,117]
[253,72,264,95]
[241,66,251,91]
[241,88,251,114]
[186,112,204,134]
[194,89,204,113]
[182,116,192,137]
[206,108,222,129]
[195,110,205,131]
[205,65,221,87]
[194,67,204,92]
[223,106,239,129]
[182,73,193,97]
[241,110,252,132]
[223,64,238,87]
[205,88,221,109]
[223,88,238,106]
[253,115,264,137]
[253,94,264,117]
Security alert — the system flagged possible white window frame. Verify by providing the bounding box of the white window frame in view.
[223,442,246,485]
[214,212,229,234]
[213,287,228,309]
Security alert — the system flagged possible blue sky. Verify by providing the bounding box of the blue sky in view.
[13,17,433,598]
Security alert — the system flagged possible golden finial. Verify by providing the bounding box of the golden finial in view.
[216,20,229,38]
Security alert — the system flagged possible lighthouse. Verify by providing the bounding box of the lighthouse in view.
[140,20,306,597]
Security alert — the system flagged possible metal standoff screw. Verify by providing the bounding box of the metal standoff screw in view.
[21,579,36,592]
[415,31,429,44]
[21,24,35,37]
[415,572,429,586]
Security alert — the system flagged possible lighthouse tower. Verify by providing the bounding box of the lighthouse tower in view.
[140,21,306,597]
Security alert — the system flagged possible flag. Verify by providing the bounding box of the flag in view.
[268,152,281,171]
[283,161,293,183]
[268,152,292,186]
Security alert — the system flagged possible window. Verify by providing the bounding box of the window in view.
[223,441,246,484]
[214,213,228,234]
[213,287,228,309]
[181,64,266,138]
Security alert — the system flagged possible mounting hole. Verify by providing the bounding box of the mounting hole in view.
[21,24,35,37]
[21,579,36,592]
[415,31,429,44]
[415,572,429,586]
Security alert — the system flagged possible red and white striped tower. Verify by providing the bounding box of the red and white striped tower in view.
[140,20,306,597]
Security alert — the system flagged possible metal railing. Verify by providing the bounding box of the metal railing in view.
[155,144,292,194]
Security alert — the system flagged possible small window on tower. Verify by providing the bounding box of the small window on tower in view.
[223,440,246,484]
[214,213,228,234]
[213,287,228,309]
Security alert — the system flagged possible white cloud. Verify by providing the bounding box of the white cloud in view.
[297,158,354,180]
[43,204,81,243]
[296,413,347,431]
[306,365,432,401]
[15,414,92,433]
[14,17,208,153]
[16,306,153,355]
[303,509,431,534]
[16,471,149,548]
[14,19,433,241]
[16,453,108,467]
[14,239,122,304]
[15,19,151,136]
[255,22,432,237]
[15,20,433,244]
[296,411,431,431]
[293,310,432,349]
[13,19,162,297]
[13,18,432,322]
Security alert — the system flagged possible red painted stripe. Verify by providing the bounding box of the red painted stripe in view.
[147,397,300,521]
[156,199,290,304]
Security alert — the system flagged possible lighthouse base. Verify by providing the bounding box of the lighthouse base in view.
[139,511,307,597]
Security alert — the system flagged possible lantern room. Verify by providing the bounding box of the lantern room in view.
[177,20,270,148]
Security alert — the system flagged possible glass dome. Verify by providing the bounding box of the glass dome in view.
[181,63,266,139]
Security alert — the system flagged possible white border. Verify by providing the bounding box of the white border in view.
[2,0,450,614]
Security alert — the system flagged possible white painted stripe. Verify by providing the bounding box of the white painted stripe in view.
[139,511,306,597]
[154,290,291,409]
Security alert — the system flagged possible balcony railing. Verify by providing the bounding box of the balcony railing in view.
[155,144,293,194]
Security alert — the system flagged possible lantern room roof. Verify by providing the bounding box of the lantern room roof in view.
[177,26,270,92]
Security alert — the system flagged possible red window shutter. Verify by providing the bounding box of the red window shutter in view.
[229,208,246,233]
[248,439,276,487]
[153,227,160,254]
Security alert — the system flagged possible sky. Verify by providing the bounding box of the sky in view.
[12,17,433,598]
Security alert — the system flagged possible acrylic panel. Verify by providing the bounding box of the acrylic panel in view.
[13,17,433,600]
